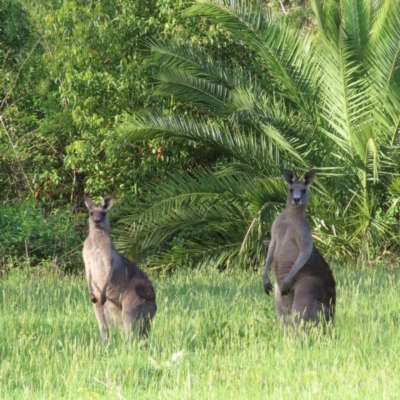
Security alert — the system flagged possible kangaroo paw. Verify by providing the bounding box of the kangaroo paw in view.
[100,293,107,305]
[90,293,98,303]
[264,281,273,296]
[280,279,292,296]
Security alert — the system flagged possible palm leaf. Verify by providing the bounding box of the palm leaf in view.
[116,168,288,268]
[154,68,232,112]
[367,0,400,143]
[150,40,246,89]
[184,0,319,116]
[120,111,307,171]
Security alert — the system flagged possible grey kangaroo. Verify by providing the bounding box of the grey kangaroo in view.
[262,170,336,330]
[83,195,157,345]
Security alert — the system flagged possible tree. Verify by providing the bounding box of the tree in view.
[2,0,240,205]
[119,0,400,268]
[0,0,43,200]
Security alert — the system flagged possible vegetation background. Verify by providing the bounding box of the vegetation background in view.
[1,0,400,272]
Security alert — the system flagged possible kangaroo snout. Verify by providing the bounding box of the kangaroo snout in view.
[89,209,106,228]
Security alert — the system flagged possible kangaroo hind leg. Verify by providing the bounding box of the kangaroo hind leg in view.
[274,282,295,327]
[122,299,154,340]
[93,302,109,345]
[292,279,330,335]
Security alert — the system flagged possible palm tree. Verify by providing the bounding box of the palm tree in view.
[119,0,400,269]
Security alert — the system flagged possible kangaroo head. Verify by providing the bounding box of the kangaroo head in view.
[84,195,115,230]
[283,169,315,207]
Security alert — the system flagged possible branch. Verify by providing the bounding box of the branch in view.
[0,115,34,195]
[0,36,42,110]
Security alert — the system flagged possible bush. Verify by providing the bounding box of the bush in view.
[0,201,86,273]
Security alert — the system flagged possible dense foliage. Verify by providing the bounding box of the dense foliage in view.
[0,0,235,269]
[0,201,85,271]
[1,0,193,204]
[1,0,400,271]
[120,0,400,269]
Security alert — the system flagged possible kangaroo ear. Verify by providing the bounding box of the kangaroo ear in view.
[302,170,316,186]
[101,195,115,210]
[283,169,296,185]
[84,195,95,209]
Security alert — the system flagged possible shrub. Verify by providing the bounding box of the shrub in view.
[0,201,86,273]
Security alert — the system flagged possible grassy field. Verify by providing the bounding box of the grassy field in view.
[0,264,399,399]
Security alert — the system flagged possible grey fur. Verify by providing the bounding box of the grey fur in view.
[263,170,336,330]
[83,195,156,345]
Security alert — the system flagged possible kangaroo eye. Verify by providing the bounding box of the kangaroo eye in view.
[302,189,306,194]
[90,212,93,216]
[290,189,294,193]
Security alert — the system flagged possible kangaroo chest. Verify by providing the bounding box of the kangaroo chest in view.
[83,237,114,288]
[276,229,300,261]
[272,213,310,279]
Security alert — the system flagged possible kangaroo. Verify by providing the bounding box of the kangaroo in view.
[82,195,157,345]
[262,170,336,330]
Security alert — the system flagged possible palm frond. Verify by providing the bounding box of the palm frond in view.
[318,42,372,142]
[184,0,319,115]
[120,111,307,172]
[345,191,395,260]
[314,0,374,135]
[150,40,246,89]
[342,0,371,56]
[368,1,400,142]
[116,168,288,268]
[154,68,232,112]
[388,175,400,198]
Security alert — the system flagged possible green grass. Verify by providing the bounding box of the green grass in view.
[0,264,399,399]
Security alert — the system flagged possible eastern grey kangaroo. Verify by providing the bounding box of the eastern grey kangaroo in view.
[262,170,336,330]
[83,195,156,345]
